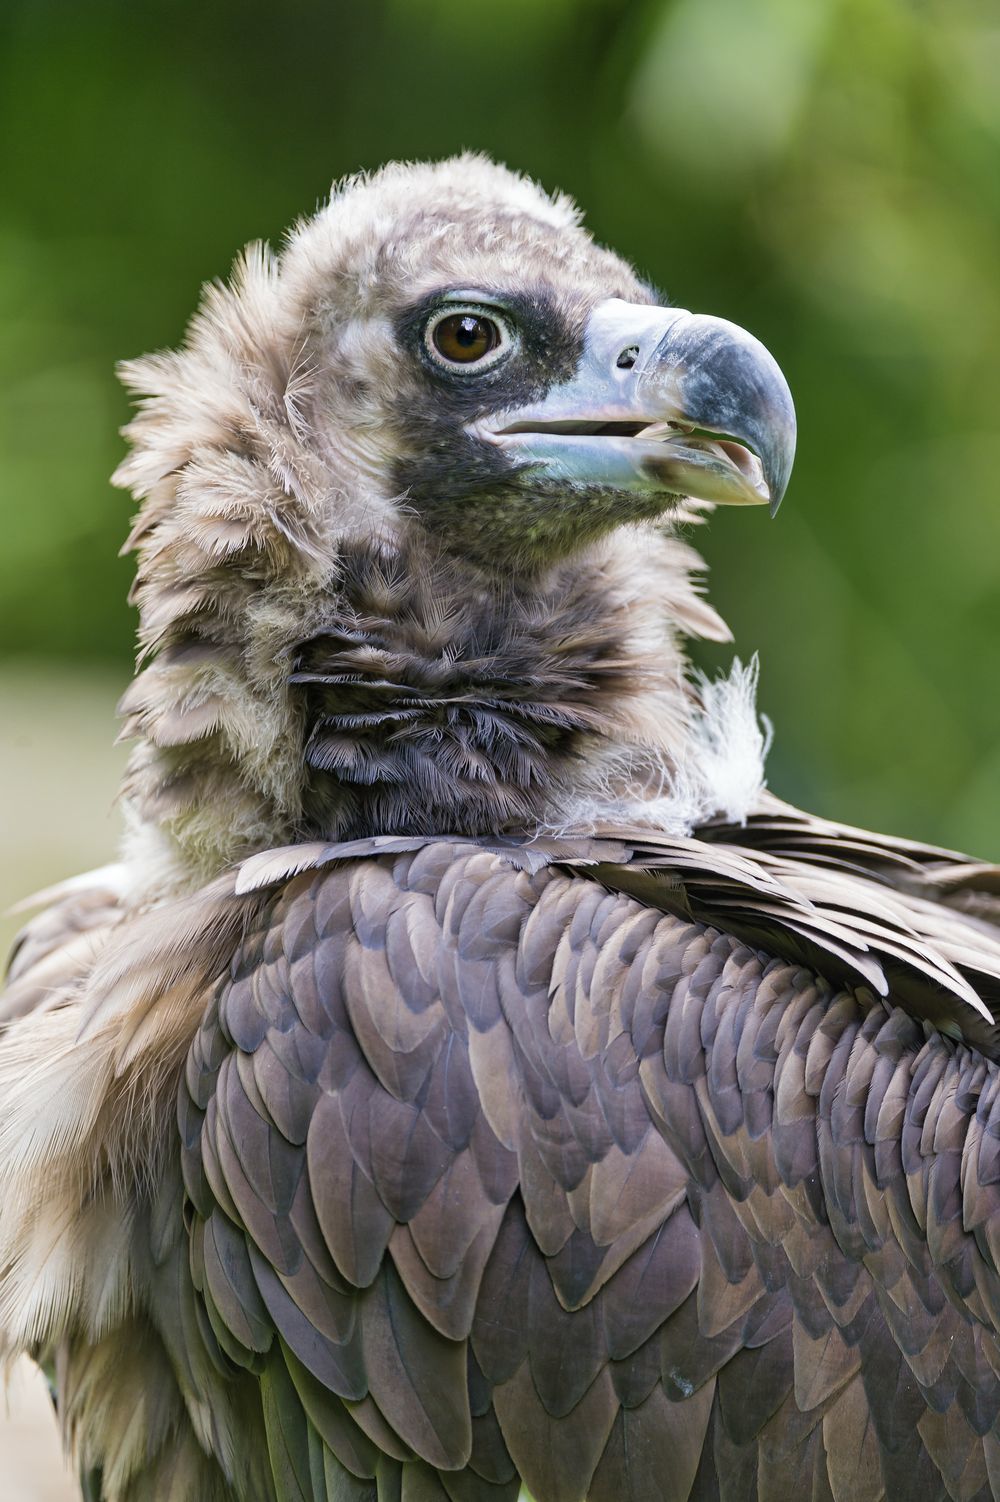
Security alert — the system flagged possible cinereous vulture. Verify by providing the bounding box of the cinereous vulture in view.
[4,155,1000,1502]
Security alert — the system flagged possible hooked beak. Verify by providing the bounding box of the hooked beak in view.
[484,298,796,516]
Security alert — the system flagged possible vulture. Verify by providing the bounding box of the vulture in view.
[6,154,1000,1502]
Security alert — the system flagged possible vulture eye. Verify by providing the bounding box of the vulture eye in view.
[426,308,510,370]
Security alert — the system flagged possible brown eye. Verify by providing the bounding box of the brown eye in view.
[426,308,509,369]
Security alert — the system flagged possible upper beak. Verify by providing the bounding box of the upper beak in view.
[485,298,796,515]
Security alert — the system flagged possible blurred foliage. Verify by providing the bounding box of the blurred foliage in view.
[0,0,998,852]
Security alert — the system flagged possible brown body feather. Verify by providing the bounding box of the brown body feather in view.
[6,819,1000,1499]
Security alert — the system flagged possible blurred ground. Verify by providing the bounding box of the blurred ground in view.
[2,1359,76,1502]
[0,665,125,1498]
[0,665,126,961]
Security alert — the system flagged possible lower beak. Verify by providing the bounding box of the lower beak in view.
[486,298,796,515]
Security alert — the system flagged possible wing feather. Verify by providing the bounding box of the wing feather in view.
[149,831,1000,1499]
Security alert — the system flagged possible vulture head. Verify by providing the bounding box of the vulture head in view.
[115,155,795,883]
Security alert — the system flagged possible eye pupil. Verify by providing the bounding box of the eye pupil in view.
[430,311,503,365]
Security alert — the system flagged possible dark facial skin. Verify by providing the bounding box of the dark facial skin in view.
[388,284,672,570]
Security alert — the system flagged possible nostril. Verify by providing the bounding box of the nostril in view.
[616,345,639,370]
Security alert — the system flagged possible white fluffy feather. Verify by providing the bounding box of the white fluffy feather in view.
[547,655,772,837]
[680,655,773,826]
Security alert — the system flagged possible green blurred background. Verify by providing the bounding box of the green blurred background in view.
[2,0,1000,925]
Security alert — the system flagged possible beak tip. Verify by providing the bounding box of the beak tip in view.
[764,423,795,518]
[767,468,790,517]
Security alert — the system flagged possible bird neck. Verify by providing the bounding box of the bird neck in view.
[292,535,676,842]
[117,526,726,893]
